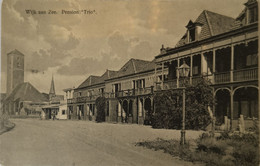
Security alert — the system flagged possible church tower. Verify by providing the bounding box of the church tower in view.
[6,49,25,95]
[49,75,56,100]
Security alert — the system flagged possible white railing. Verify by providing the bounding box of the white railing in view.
[233,67,258,82]
[215,72,230,84]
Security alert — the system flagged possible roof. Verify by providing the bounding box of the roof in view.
[4,82,49,103]
[50,95,64,103]
[76,59,155,89]
[231,0,258,30]
[7,49,25,56]
[77,75,101,89]
[49,75,55,95]
[42,103,66,109]
[108,58,154,79]
[176,10,235,47]
[63,88,74,92]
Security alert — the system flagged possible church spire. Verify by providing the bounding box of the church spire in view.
[49,75,56,98]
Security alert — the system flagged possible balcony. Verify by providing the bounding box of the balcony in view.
[215,71,230,84]
[158,67,258,90]
[233,67,258,82]
[116,87,154,97]
[102,92,115,98]
[134,87,154,96]
[214,67,258,84]
[76,96,88,103]
[67,99,75,104]
[163,79,177,90]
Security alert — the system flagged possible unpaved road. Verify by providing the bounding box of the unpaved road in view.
[0,119,203,166]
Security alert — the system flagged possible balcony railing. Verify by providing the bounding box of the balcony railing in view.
[134,87,153,96]
[155,82,162,90]
[102,92,115,98]
[76,96,88,103]
[67,99,74,104]
[163,79,177,89]
[215,71,230,84]
[158,67,258,90]
[68,67,258,103]
[233,67,258,82]
[116,87,154,97]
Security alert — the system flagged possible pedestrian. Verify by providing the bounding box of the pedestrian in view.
[53,111,55,120]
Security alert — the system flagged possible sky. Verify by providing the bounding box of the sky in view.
[1,0,246,95]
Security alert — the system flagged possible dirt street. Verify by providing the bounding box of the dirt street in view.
[0,119,203,166]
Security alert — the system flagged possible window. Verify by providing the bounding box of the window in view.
[189,28,195,42]
[62,110,66,115]
[100,88,104,94]
[135,79,145,89]
[246,54,258,66]
[192,66,199,75]
[79,92,82,97]
[249,7,258,23]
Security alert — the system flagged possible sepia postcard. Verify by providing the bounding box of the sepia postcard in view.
[0,0,259,166]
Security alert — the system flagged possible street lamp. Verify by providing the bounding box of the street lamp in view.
[177,60,190,145]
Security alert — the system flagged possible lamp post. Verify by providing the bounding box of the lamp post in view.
[177,60,190,145]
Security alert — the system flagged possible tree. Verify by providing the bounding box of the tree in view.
[152,77,214,130]
[95,97,106,122]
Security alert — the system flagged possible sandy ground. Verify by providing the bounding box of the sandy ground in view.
[0,119,204,166]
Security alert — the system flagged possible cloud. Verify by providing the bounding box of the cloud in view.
[126,0,245,35]
[57,31,157,76]
[2,0,81,73]
[1,0,246,94]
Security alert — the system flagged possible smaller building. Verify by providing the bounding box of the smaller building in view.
[41,102,67,120]
[63,88,75,119]
[2,82,49,115]
[41,76,67,120]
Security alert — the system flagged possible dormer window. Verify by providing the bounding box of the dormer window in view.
[249,6,258,23]
[186,20,203,43]
[245,0,258,24]
[189,28,196,42]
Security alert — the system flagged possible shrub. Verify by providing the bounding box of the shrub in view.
[152,77,213,130]
[95,97,106,122]
[197,132,259,166]
[136,138,192,159]
[233,143,258,166]
[0,110,9,129]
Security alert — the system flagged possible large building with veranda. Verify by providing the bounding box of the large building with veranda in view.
[65,0,258,130]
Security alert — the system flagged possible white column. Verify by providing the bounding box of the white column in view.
[161,63,164,90]
[155,65,157,82]
[201,53,207,75]
[87,104,89,115]
[231,45,234,82]
[138,99,142,117]
[177,58,180,88]
[190,55,193,84]
[118,102,121,116]
[213,49,216,83]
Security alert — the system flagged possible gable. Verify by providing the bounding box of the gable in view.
[4,82,48,103]
[175,10,235,47]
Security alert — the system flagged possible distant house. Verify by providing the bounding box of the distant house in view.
[41,76,67,120]
[67,58,161,124]
[2,82,49,115]
[41,102,67,120]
